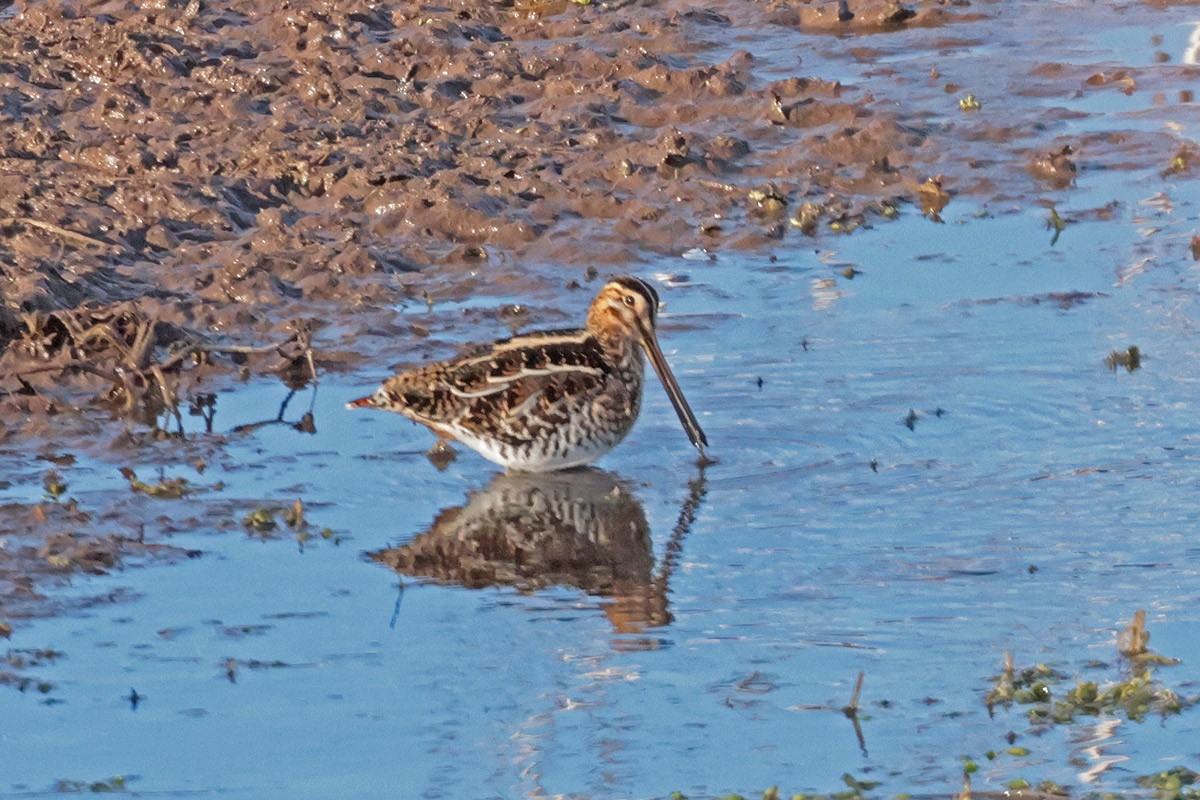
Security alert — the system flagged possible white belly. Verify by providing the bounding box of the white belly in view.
[455,426,631,473]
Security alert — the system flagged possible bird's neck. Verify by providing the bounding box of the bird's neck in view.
[587,306,642,362]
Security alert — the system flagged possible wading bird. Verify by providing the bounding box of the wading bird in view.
[348,276,707,472]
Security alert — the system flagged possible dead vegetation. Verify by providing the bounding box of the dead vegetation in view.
[986,610,1192,726]
[0,304,318,420]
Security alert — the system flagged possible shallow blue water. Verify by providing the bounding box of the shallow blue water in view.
[6,5,1200,800]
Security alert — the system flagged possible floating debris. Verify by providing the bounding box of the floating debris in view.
[828,214,862,235]
[985,653,1062,710]
[841,672,865,718]
[5,648,64,669]
[282,499,305,530]
[736,671,778,695]
[1136,767,1200,800]
[682,247,715,261]
[1163,147,1193,176]
[679,772,1186,800]
[917,176,950,222]
[1030,672,1186,724]
[239,502,340,547]
[52,776,132,793]
[876,201,900,219]
[1118,608,1180,667]
[789,202,824,236]
[0,671,53,693]
[959,93,982,111]
[1047,206,1069,245]
[769,91,809,126]
[1104,345,1141,373]
[985,614,1192,726]
[42,469,67,502]
[119,468,198,499]
[1030,145,1077,188]
[748,184,788,217]
[39,532,121,574]
[426,439,457,471]
[1119,609,1152,656]
[242,508,278,533]
[958,771,972,800]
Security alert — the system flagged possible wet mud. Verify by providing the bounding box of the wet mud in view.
[3,0,1200,793]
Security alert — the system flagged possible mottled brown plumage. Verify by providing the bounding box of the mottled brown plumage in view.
[369,469,673,632]
[348,276,707,471]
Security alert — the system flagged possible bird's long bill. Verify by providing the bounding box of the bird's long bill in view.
[636,320,708,454]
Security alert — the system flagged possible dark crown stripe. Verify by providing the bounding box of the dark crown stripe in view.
[611,275,659,312]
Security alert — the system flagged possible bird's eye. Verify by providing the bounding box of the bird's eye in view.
[623,295,636,307]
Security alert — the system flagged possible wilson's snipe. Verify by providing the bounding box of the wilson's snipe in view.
[348,276,707,472]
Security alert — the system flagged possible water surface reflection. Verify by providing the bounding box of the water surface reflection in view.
[371,468,706,634]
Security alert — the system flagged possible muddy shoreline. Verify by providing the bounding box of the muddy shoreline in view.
[3,0,1193,416]
[0,0,986,418]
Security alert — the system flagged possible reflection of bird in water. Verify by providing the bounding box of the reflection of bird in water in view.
[348,276,707,472]
[370,468,707,634]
